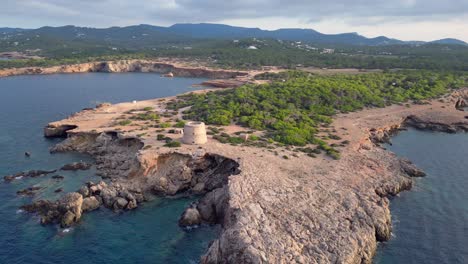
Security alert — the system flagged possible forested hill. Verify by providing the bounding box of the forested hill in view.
[2,24,468,71]
[1,23,466,48]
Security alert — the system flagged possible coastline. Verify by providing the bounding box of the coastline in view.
[38,87,468,263]
[0,59,275,89]
[6,66,467,263]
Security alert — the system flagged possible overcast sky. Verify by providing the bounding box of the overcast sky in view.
[2,0,468,41]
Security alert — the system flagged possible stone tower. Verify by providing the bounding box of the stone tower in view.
[182,122,207,145]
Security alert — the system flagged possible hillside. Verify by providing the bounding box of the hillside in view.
[0,23,466,51]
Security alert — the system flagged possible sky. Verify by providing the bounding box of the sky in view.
[1,0,468,42]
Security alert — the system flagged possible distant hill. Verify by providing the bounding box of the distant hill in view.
[0,23,466,51]
[430,38,468,45]
[167,23,405,46]
[0,28,26,34]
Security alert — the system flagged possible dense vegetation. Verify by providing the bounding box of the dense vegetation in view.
[2,37,468,71]
[169,71,468,151]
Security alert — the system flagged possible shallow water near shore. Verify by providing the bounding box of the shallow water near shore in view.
[375,129,468,264]
[0,73,218,263]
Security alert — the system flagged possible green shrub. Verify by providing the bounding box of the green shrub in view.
[135,112,160,121]
[118,120,132,126]
[159,122,171,128]
[164,141,181,148]
[174,120,186,128]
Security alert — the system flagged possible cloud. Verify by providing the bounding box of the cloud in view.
[1,0,468,41]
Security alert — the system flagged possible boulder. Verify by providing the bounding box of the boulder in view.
[82,196,101,212]
[61,211,76,228]
[179,207,202,227]
[58,192,83,221]
[101,187,118,208]
[78,186,90,197]
[126,199,138,210]
[192,182,205,194]
[113,198,128,210]
[133,193,145,203]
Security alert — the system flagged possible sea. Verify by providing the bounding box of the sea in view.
[0,73,219,264]
[375,128,468,264]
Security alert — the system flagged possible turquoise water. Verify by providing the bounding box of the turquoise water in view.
[0,73,219,264]
[375,129,468,264]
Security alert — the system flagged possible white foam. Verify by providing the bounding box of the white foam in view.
[15,176,23,180]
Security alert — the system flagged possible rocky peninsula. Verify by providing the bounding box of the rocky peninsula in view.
[3,60,466,263]
[16,78,464,264]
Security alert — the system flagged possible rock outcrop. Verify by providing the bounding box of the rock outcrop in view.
[179,206,202,227]
[404,115,468,133]
[18,86,468,263]
[60,162,92,171]
[44,124,78,138]
[21,192,83,228]
[3,169,57,182]
[17,186,43,196]
[0,60,249,81]
[455,98,467,110]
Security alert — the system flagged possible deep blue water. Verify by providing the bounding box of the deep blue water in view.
[375,129,468,264]
[0,73,219,264]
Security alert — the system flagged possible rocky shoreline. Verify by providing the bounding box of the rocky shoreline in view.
[12,82,468,263]
[0,59,261,88]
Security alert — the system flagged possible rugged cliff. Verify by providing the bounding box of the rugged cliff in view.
[0,59,249,80]
[19,88,468,263]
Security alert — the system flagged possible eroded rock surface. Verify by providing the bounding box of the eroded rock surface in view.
[21,192,83,228]
[20,87,468,263]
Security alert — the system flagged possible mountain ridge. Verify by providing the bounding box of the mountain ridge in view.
[1,23,466,47]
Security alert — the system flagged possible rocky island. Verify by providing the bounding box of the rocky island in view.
[15,64,468,263]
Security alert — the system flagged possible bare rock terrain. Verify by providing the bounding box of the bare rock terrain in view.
[19,84,468,263]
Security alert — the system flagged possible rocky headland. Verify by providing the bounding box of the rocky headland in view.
[0,59,265,88]
[16,78,468,263]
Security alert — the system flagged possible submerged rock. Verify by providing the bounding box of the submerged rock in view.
[17,186,43,196]
[51,175,65,180]
[60,162,92,171]
[4,169,57,182]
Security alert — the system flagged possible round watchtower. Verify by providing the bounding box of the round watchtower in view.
[182,122,207,145]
